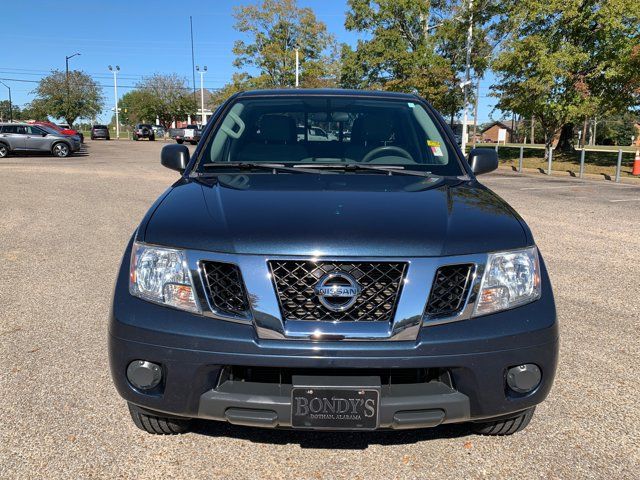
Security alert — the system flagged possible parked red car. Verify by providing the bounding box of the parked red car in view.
[29,121,84,143]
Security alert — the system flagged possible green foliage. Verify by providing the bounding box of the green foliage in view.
[340,0,491,117]
[32,70,103,127]
[20,99,50,122]
[491,0,640,148]
[120,74,197,128]
[0,100,20,121]
[596,113,638,145]
[215,0,338,101]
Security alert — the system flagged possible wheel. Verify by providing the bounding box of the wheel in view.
[149,135,155,141]
[176,139,184,144]
[91,136,95,140]
[0,143,9,158]
[133,135,139,141]
[106,137,110,141]
[473,407,536,436]
[127,403,191,435]
[52,142,71,158]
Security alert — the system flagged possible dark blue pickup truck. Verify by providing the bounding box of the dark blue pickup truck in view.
[109,89,558,435]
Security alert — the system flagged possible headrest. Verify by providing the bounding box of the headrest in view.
[350,114,394,145]
[260,114,295,143]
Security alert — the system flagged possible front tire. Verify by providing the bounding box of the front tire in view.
[127,403,191,435]
[52,142,71,158]
[149,135,155,141]
[176,139,184,144]
[473,407,536,436]
[0,143,9,158]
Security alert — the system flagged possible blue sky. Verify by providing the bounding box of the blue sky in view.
[0,0,498,123]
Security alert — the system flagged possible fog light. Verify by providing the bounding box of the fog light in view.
[127,360,162,390]
[506,364,541,394]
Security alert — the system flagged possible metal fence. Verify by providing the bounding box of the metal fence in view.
[473,143,637,183]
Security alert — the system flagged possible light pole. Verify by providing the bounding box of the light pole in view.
[0,81,11,122]
[460,0,473,154]
[196,65,207,124]
[295,47,300,87]
[108,65,120,139]
[65,52,81,125]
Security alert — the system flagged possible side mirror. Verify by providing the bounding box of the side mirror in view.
[468,148,498,175]
[42,133,47,137]
[161,144,190,173]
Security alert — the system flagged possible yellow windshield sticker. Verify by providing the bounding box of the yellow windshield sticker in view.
[427,140,441,147]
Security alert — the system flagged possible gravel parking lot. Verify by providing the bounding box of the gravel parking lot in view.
[1,140,638,479]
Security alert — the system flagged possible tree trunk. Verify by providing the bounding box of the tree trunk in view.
[555,123,575,152]
[530,117,535,144]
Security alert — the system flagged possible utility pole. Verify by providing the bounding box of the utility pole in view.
[295,47,300,87]
[190,16,197,106]
[0,81,11,122]
[108,65,120,139]
[472,76,480,145]
[196,65,207,123]
[460,0,473,154]
[65,52,81,125]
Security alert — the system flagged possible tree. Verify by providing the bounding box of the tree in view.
[120,74,197,128]
[340,0,491,118]
[0,100,20,122]
[220,0,338,95]
[19,99,49,121]
[491,0,640,152]
[32,70,103,127]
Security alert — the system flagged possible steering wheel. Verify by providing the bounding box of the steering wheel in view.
[361,145,413,163]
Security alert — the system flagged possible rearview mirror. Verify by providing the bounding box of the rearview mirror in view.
[468,148,498,175]
[161,144,190,173]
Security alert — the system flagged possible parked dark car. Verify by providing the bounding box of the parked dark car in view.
[133,124,155,141]
[110,89,558,436]
[0,122,80,158]
[91,125,110,140]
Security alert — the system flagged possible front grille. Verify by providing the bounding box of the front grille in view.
[424,264,474,318]
[201,261,250,316]
[268,261,407,322]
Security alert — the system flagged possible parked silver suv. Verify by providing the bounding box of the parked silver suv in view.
[0,123,81,158]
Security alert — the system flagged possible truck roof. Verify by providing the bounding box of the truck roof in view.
[235,88,419,100]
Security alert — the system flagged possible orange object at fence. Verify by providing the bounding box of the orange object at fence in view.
[633,150,640,176]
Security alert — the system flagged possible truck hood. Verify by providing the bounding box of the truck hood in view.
[143,174,529,256]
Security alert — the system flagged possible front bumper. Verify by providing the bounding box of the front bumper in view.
[109,244,559,429]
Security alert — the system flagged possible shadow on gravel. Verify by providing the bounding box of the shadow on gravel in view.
[190,420,472,449]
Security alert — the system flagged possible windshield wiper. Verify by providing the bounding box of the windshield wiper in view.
[295,163,435,178]
[195,162,332,176]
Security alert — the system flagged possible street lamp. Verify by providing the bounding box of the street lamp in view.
[196,65,207,124]
[0,81,11,122]
[108,65,120,139]
[460,0,473,154]
[65,52,81,125]
[294,46,300,87]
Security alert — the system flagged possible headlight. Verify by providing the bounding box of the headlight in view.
[473,246,541,316]
[129,242,200,313]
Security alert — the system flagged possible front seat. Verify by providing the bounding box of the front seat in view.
[237,114,307,163]
[344,114,396,162]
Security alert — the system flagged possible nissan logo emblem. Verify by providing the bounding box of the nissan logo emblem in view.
[314,272,362,312]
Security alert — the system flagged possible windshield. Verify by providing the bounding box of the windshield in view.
[197,96,463,175]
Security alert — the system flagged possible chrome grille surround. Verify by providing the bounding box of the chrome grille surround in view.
[185,250,492,341]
